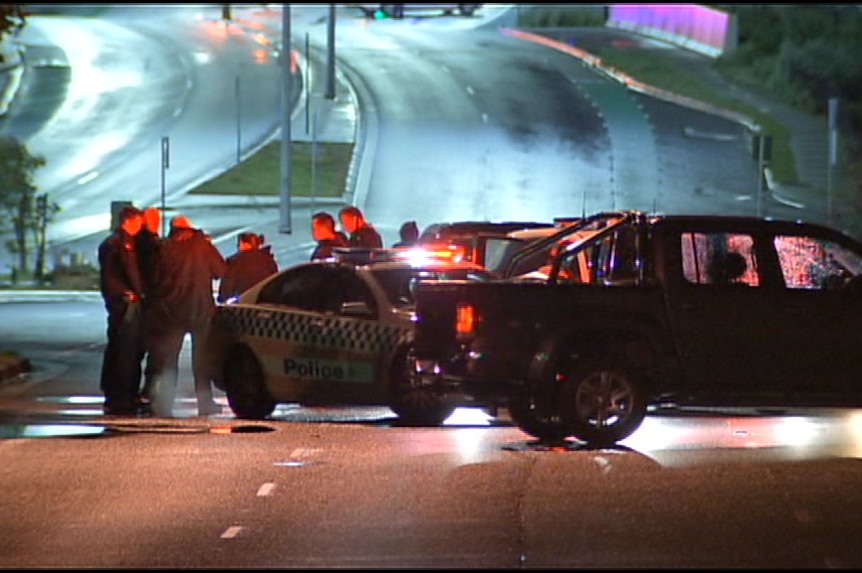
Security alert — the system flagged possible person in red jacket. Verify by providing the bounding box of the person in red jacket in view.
[217,232,278,303]
[146,215,227,417]
[310,211,349,260]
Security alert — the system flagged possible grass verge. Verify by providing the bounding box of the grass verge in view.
[190,141,354,198]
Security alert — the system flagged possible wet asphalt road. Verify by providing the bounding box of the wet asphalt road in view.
[3,299,862,567]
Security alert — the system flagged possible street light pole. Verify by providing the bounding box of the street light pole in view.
[235,75,241,164]
[280,3,292,234]
[160,136,170,237]
[326,3,336,99]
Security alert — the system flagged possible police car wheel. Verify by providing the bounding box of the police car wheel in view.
[391,396,455,427]
[388,349,455,426]
[508,394,569,442]
[224,345,276,420]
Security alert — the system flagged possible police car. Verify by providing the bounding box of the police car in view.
[206,247,493,425]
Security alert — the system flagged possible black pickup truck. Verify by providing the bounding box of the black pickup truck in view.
[409,210,862,446]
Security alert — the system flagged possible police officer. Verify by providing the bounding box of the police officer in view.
[310,211,349,260]
[136,206,162,413]
[392,220,419,248]
[217,232,278,303]
[97,205,147,416]
[338,205,383,249]
[147,215,227,416]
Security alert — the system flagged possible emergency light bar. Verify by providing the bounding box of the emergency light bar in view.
[331,247,394,264]
[331,245,467,266]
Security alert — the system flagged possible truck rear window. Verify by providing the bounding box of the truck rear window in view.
[371,267,493,307]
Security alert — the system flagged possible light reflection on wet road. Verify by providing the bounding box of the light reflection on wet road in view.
[4,384,862,471]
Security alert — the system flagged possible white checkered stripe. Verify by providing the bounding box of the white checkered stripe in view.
[217,306,409,353]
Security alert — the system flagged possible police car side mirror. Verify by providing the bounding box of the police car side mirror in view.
[340,301,373,317]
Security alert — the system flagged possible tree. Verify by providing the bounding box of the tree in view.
[33,192,60,281]
[0,136,57,277]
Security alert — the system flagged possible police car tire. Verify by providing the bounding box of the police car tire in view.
[224,345,276,420]
[392,400,456,427]
[388,348,455,426]
[508,395,569,442]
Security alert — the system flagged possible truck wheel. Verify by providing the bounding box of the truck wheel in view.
[558,357,647,447]
[223,345,276,420]
[389,348,456,426]
[508,395,569,442]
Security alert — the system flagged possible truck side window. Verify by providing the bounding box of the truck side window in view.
[774,235,862,290]
[680,232,759,286]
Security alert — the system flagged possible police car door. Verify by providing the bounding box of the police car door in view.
[280,265,382,404]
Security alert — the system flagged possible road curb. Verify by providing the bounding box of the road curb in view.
[500,27,760,132]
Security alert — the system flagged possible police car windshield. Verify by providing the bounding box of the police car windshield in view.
[370,267,493,307]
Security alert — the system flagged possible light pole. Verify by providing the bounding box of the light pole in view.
[280,4,292,234]
[235,75,241,163]
[160,136,169,236]
[326,3,336,99]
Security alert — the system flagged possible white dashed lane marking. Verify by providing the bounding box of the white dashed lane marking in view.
[220,525,243,539]
[257,482,276,497]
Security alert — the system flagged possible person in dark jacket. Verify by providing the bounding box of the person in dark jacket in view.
[97,205,147,416]
[147,215,227,417]
[392,220,419,248]
[310,211,349,260]
[136,206,162,414]
[338,205,383,249]
[217,232,278,303]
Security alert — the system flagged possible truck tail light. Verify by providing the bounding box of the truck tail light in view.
[455,303,477,338]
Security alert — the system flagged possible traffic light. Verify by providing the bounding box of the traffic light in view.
[373,9,389,19]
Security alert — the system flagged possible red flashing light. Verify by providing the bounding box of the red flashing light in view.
[402,244,466,264]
